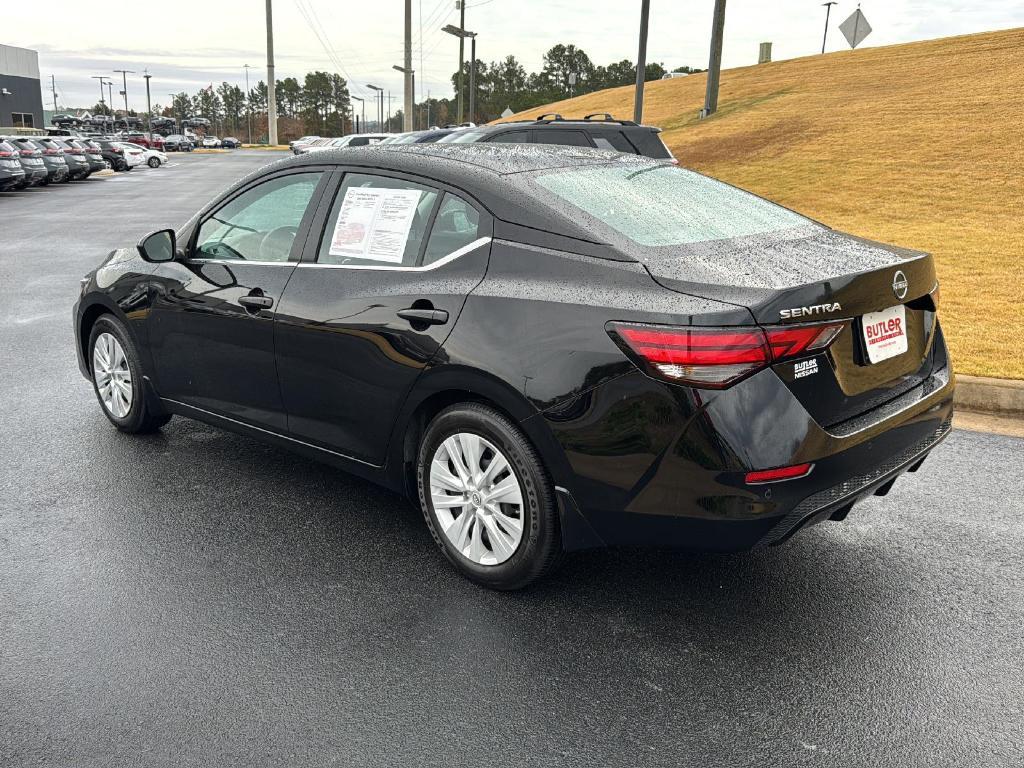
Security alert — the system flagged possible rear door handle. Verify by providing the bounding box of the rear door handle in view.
[239,294,274,309]
[397,308,449,326]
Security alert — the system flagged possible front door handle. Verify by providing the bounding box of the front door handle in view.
[239,294,274,310]
[397,308,449,326]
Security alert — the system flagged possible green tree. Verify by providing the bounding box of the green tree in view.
[301,71,333,133]
[276,77,302,118]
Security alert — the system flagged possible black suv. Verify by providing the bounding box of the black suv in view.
[437,114,674,160]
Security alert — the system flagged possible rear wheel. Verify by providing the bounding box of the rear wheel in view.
[88,315,171,434]
[416,403,562,590]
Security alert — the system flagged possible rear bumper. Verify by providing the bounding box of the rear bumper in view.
[542,328,955,552]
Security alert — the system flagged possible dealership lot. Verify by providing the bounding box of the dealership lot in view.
[1,150,1022,766]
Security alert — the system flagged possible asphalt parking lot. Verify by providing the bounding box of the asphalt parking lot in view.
[1,150,1022,767]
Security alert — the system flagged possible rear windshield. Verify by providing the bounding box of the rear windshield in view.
[437,129,488,143]
[531,163,811,247]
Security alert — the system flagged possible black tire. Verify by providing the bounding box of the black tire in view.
[416,403,562,590]
[147,156,160,168]
[87,315,171,434]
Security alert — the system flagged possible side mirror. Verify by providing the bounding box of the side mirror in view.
[137,229,176,263]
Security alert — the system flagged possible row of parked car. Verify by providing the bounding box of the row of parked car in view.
[286,114,675,159]
[0,135,169,192]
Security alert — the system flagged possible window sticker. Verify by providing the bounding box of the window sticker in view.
[328,187,423,263]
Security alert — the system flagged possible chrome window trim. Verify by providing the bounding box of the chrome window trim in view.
[297,236,492,272]
[184,258,297,267]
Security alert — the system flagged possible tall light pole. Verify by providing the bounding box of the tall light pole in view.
[351,95,364,133]
[821,2,838,54]
[168,92,179,133]
[113,69,134,117]
[634,0,650,123]
[91,76,108,115]
[366,84,383,130]
[701,0,727,119]
[243,64,254,143]
[106,81,116,124]
[50,75,59,112]
[143,71,153,139]
[443,25,476,124]
[403,0,413,131]
[265,0,278,145]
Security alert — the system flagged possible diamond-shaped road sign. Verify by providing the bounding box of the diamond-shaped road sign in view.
[839,8,872,49]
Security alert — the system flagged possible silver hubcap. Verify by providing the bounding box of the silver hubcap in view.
[93,332,133,418]
[429,432,525,566]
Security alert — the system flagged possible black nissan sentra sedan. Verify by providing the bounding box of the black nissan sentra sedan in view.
[73,145,953,589]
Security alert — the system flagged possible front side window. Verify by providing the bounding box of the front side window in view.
[532,164,812,247]
[318,173,439,267]
[194,172,323,262]
[422,194,482,265]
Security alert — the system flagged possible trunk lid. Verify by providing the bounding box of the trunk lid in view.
[642,227,941,427]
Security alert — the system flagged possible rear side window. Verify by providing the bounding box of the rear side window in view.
[318,173,439,267]
[533,164,811,247]
[535,129,592,147]
[625,130,673,160]
[422,194,481,266]
[486,130,530,144]
[592,132,636,153]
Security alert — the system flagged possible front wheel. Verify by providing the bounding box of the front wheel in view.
[416,403,562,590]
[88,315,171,434]
[147,157,160,168]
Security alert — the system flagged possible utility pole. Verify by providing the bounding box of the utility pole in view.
[468,34,477,124]
[403,0,413,131]
[427,89,431,129]
[50,75,59,112]
[457,0,466,123]
[143,71,153,139]
[701,0,727,119]
[243,64,254,143]
[266,0,278,145]
[168,92,177,132]
[821,2,838,53]
[386,91,393,131]
[113,69,134,117]
[443,24,476,125]
[106,81,115,126]
[393,64,416,131]
[634,0,650,123]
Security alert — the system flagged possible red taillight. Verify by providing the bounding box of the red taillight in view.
[609,320,844,388]
[112,147,123,153]
[745,463,813,484]
[0,150,16,158]
[44,148,61,155]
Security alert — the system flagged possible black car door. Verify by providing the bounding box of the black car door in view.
[274,169,492,465]
[147,169,329,430]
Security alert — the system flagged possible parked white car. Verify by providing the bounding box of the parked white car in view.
[114,142,145,168]
[299,134,390,154]
[202,136,222,148]
[122,142,168,168]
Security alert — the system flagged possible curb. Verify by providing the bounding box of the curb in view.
[954,374,1024,417]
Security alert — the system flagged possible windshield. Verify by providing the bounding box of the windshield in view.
[531,163,812,247]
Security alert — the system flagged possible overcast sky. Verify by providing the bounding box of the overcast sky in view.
[7,0,1023,112]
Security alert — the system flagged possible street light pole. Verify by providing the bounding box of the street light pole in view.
[113,69,134,117]
[701,0,727,119]
[143,71,153,139]
[821,2,838,54]
[443,24,476,125]
[468,34,477,124]
[352,95,364,134]
[367,85,383,130]
[634,0,650,123]
[243,64,253,144]
[266,0,278,145]
[91,76,108,116]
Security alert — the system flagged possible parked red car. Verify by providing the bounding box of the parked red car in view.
[122,133,165,150]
